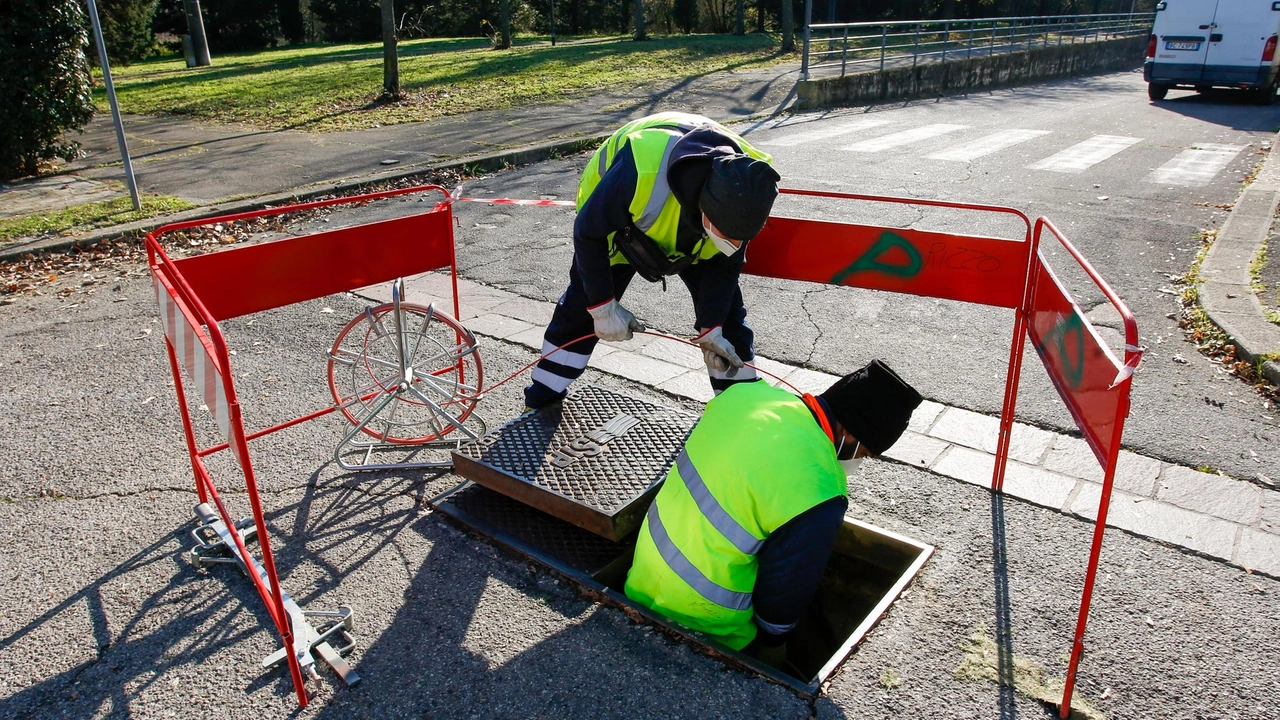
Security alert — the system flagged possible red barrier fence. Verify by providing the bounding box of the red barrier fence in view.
[146,185,459,707]
[746,189,1141,717]
[147,185,1137,715]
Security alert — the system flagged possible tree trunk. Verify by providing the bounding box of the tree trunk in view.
[734,0,745,35]
[380,0,399,98]
[781,0,794,51]
[181,0,211,66]
[634,0,647,39]
[498,0,512,48]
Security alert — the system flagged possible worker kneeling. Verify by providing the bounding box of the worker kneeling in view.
[624,360,922,665]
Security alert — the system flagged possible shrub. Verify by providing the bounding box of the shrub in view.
[97,0,159,65]
[204,0,281,51]
[0,0,96,181]
[310,0,381,42]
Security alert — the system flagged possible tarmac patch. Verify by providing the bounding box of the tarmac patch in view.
[0,176,122,220]
[953,625,1106,720]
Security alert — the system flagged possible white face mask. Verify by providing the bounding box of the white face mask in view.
[835,436,865,476]
[839,457,866,476]
[703,216,742,257]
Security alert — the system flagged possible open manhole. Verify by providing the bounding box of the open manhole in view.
[438,385,933,696]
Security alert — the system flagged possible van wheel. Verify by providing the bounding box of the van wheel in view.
[1256,82,1277,106]
[1148,83,1170,101]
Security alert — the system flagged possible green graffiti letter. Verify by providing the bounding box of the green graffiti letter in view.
[1038,312,1086,389]
[831,232,924,284]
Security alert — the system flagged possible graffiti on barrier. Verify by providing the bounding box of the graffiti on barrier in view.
[831,232,923,283]
[926,242,1003,273]
[1036,310,1086,389]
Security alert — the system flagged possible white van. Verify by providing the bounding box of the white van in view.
[1143,0,1280,103]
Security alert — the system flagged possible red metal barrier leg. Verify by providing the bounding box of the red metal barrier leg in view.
[196,450,309,706]
[993,231,1041,492]
[1060,471,1117,718]
[232,422,310,707]
[993,308,1030,492]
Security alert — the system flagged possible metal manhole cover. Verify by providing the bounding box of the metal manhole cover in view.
[452,385,698,540]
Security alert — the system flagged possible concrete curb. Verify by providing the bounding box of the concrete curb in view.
[1198,132,1280,387]
[0,134,609,264]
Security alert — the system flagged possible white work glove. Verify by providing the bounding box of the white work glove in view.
[693,326,743,377]
[587,298,645,342]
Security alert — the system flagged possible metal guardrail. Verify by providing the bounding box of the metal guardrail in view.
[801,13,1156,80]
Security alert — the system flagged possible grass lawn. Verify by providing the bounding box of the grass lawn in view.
[97,34,787,132]
[0,195,196,249]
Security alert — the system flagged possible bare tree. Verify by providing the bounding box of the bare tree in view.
[780,0,794,51]
[380,0,400,99]
[634,0,647,39]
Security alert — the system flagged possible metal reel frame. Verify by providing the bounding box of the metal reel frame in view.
[327,279,488,471]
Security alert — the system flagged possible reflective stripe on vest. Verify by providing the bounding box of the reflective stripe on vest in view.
[635,132,680,234]
[645,502,754,612]
[675,448,764,556]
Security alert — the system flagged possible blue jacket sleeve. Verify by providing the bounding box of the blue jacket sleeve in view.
[573,144,638,307]
[752,495,848,643]
[687,249,746,331]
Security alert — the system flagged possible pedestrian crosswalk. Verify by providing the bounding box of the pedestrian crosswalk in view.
[841,124,968,152]
[1149,143,1248,186]
[1027,135,1143,173]
[925,129,1052,161]
[756,120,1249,187]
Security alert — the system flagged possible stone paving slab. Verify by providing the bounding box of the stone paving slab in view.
[417,289,1280,579]
[639,339,705,370]
[928,406,1056,465]
[1237,528,1280,576]
[657,371,716,403]
[589,350,687,387]
[1042,435,1163,496]
[1157,465,1263,526]
[465,313,535,340]
[881,431,950,469]
[1071,483,1240,561]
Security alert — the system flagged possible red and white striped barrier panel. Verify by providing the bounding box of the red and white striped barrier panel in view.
[153,274,236,457]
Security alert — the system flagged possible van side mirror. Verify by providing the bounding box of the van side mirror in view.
[1156,1,1166,10]
[1273,1,1280,9]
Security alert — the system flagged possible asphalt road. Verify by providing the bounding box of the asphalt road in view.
[1,273,1277,719]
[454,69,1280,481]
[3,70,1280,719]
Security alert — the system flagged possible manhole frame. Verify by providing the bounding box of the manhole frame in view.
[429,480,934,698]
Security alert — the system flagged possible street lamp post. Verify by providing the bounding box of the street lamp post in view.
[84,0,141,212]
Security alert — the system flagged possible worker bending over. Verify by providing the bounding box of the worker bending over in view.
[624,360,922,663]
[524,111,781,410]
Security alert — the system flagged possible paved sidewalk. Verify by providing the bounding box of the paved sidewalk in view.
[1199,134,1280,386]
[0,62,801,258]
[359,271,1280,579]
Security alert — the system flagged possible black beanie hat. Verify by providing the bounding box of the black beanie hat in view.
[818,360,923,456]
[698,155,781,242]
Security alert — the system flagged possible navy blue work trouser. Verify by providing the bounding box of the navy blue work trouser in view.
[524,262,758,408]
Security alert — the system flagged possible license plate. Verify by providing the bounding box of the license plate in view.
[1165,41,1201,51]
